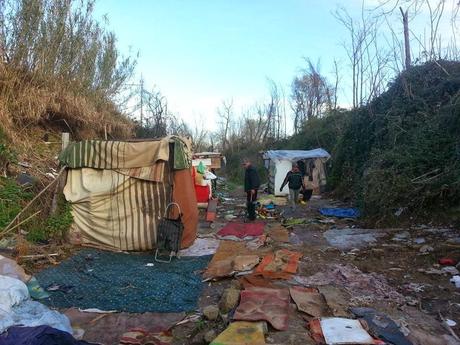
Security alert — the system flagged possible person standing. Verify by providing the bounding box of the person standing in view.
[243,158,260,221]
[280,163,304,209]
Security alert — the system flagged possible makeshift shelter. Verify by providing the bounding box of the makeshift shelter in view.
[59,136,198,252]
[262,149,331,196]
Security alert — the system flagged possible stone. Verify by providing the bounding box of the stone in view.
[219,288,240,313]
[203,305,219,321]
[204,329,217,343]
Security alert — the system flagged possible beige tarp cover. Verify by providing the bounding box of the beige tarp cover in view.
[61,137,198,251]
[64,168,170,251]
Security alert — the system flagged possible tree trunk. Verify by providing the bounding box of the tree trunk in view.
[400,7,411,70]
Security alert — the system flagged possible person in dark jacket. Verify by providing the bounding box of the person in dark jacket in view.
[280,163,305,209]
[243,158,260,221]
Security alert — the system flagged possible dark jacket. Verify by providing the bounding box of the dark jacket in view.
[281,170,303,190]
[244,165,260,192]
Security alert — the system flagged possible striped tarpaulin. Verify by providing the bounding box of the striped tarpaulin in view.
[59,139,170,169]
[64,168,170,251]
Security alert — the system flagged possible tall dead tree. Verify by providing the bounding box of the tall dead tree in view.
[399,7,411,69]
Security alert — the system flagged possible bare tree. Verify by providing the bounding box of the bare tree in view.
[290,59,333,131]
[217,99,233,151]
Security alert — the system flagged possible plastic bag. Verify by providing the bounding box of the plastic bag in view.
[0,275,29,312]
[0,300,73,334]
[197,161,206,174]
[204,171,217,180]
[0,255,30,282]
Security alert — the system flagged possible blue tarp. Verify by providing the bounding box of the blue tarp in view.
[36,249,211,313]
[262,149,331,162]
[319,207,361,218]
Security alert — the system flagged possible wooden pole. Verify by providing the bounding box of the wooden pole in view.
[50,133,70,215]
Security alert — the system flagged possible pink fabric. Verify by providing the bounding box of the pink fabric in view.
[217,222,265,239]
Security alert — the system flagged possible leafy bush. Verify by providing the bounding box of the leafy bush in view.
[26,196,73,243]
[0,178,33,228]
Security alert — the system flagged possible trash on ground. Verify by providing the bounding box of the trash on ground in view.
[439,258,457,266]
[64,308,184,344]
[203,241,252,280]
[319,207,360,219]
[0,255,30,282]
[323,228,387,251]
[289,286,329,317]
[0,275,72,334]
[309,317,379,345]
[119,328,172,345]
[26,277,50,300]
[233,287,290,331]
[210,321,266,345]
[238,274,276,289]
[232,255,260,272]
[450,275,460,288]
[255,249,302,279]
[246,235,266,250]
[351,307,413,345]
[178,237,220,257]
[266,225,289,243]
[294,264,405,304]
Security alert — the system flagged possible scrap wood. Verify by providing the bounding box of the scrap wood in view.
[0,210,41,237]
[233,287,290,331]
[1,166,66,236]
[19,253,59,260]
[255,249,302,279]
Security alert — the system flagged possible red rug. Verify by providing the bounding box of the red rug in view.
[217,222,265,239]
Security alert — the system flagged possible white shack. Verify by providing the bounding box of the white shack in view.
[262,149,331,196]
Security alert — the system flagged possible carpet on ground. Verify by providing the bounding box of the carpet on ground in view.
[255,249,302,279]
[203,241,251,280]
[36,249,211,313]
[217,222,265,240]
[233,287,290,331]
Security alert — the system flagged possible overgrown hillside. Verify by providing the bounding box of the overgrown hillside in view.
[284,60,460,224]
[0,0,135,245]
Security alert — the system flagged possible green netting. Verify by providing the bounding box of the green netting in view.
[36,249,211,313]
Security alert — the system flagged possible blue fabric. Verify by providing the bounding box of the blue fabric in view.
[319,207,361,218]
[0,325,94,345]
[36,249,211,313]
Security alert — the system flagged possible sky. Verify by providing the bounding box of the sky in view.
[94,0,457,131]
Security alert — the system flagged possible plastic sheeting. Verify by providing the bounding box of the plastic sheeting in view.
[0,255,30,282]
[0,275,72,334]
[262,149,331,162]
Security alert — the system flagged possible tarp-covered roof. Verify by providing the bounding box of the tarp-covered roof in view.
[263,149,331,162]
